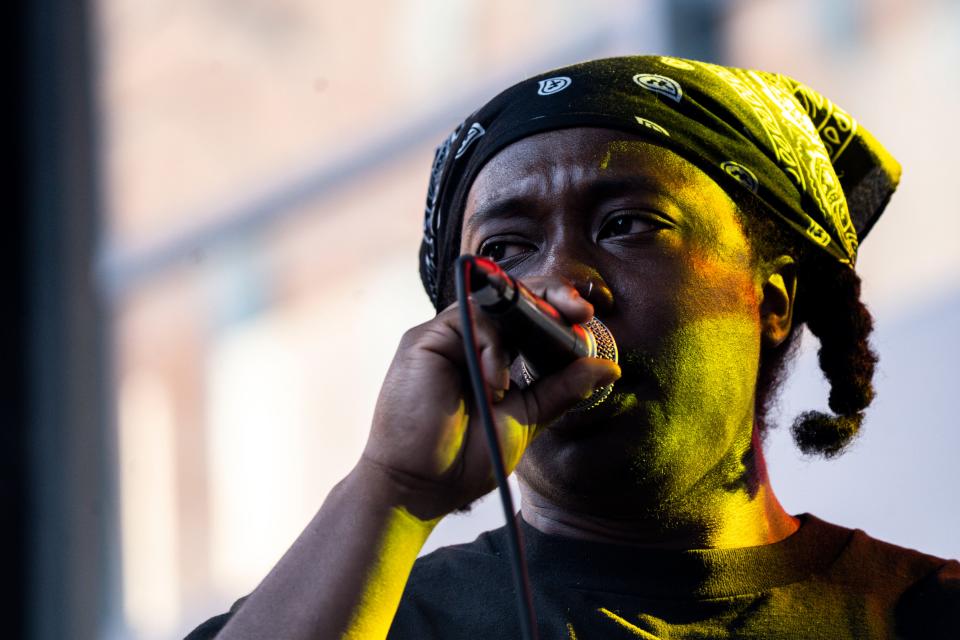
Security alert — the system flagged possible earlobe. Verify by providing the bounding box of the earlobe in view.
[760,256,797,347]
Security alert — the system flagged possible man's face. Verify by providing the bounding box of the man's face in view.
[460,128,767,518]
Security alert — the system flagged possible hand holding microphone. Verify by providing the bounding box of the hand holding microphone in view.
[364,258,620,520]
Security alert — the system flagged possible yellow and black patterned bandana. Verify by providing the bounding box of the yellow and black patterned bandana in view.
[419,55,901,311]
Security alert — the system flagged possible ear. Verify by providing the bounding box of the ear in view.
[759,255,797,347]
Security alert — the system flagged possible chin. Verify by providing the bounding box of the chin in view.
[517,420,684,518]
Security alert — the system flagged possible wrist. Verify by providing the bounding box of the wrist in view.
[348,457,448,527]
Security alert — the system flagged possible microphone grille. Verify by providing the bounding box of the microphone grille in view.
[571,317,618,411]
[585,317,618,363]
[519,317,618,412]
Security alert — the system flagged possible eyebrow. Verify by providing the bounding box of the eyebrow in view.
[464,174,678,236]
[581,174,676,206]
[464,196,540,237]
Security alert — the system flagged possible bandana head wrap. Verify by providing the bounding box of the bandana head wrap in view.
[419,55,901,311]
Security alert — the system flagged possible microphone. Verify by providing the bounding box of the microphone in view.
[464,255,618,410]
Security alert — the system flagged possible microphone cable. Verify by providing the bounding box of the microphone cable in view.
[454,254,538,640]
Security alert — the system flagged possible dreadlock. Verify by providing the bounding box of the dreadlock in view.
[734,193,878,458]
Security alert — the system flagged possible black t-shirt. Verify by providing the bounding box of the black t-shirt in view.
[187,513,959,639]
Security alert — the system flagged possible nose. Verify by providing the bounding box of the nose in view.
[572,274,614,317]
[534,222,614,316]
[543,257,614,317]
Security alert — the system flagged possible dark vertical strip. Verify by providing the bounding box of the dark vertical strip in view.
[23,0,114,638]
[8,3,29,638]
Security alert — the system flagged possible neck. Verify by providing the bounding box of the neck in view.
[519,431,799,550]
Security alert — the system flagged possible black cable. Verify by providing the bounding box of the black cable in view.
[455,255,538,640]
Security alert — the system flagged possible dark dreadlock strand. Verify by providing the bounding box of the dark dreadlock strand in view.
[790,260,877,458]
[732,191,879,457]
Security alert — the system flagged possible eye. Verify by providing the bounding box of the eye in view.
[597,212,662,240]
[477,239,535,263]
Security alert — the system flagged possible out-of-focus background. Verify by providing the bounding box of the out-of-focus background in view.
[11,0,958,638]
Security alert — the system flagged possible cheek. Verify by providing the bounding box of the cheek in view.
[649,250,762,450]
[647,301,762,492]
[681,243,760,320]
[619,243,761,353]
[658,314,761,417]
[677,248,762,377]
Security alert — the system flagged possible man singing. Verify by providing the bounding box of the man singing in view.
[189,56,958,639]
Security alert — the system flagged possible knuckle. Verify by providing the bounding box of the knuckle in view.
[399,324,426,347]
[400,320,451,350]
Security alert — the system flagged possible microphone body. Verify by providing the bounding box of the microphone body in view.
[466,256,618,409]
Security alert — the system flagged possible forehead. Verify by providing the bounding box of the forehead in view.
[462,127,737,237]
[470,128,702,189]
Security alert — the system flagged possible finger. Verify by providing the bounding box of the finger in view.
[480,345,511,399]
[508,357,621,430]
[519,276,594,325]
[434,300,512,392]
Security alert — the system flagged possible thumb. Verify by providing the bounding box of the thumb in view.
[512,358,621,429]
